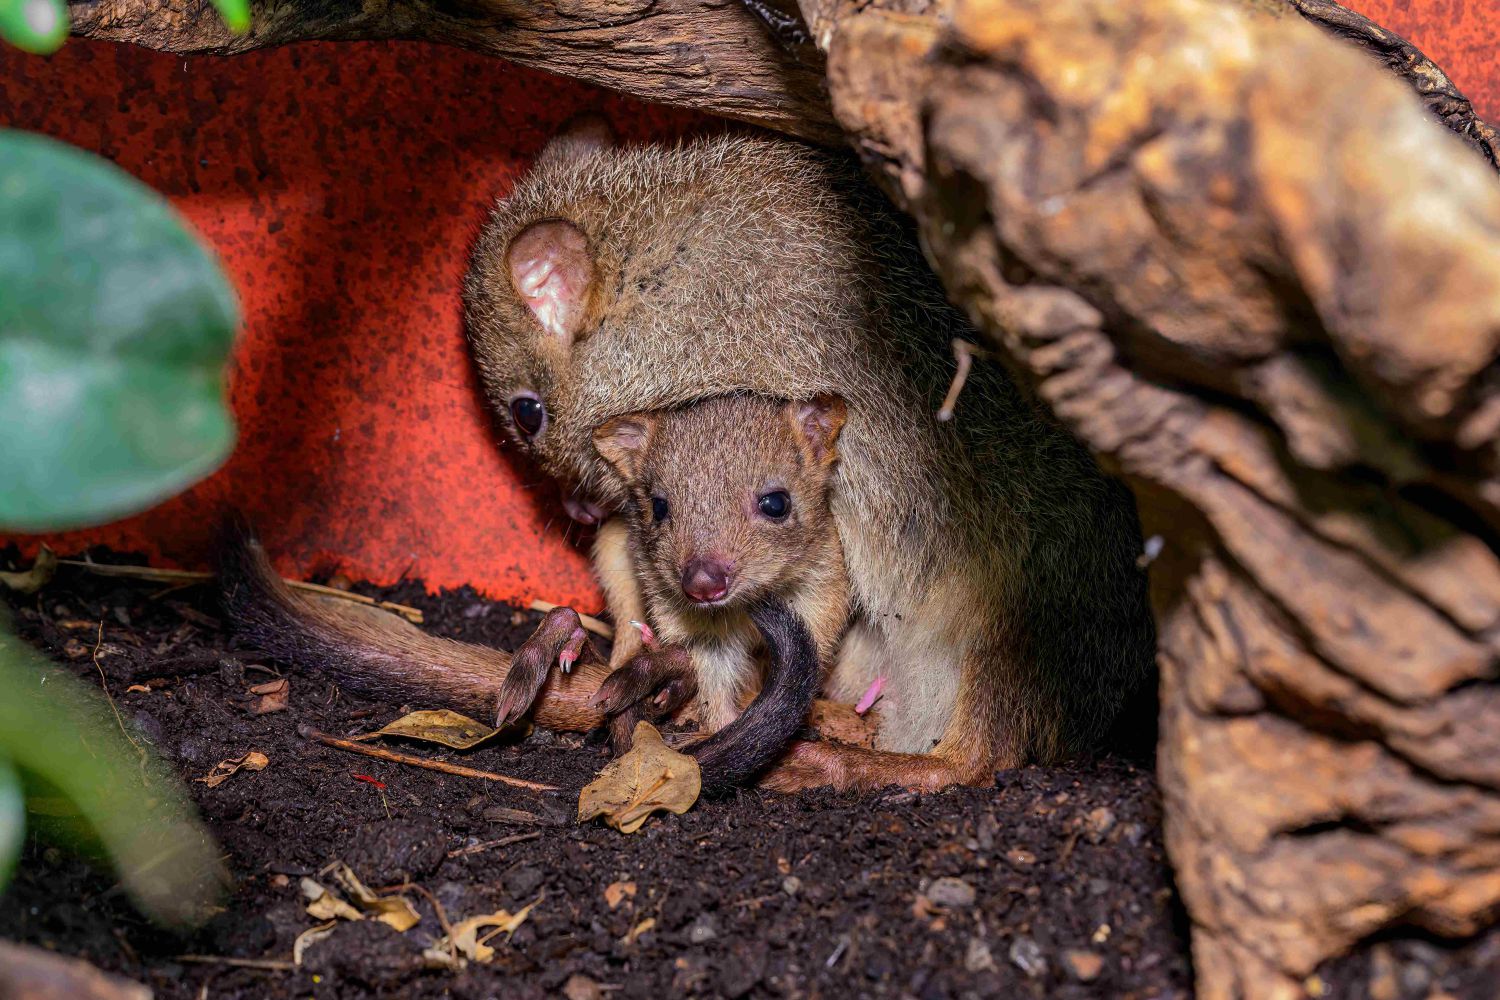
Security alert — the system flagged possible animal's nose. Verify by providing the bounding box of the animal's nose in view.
[681,559,732,604]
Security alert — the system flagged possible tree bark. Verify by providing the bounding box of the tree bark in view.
[66,0,842,142]
[66,0,1500,993]
[801,0,1500,995]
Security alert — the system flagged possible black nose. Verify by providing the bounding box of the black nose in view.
[681,559,731,603]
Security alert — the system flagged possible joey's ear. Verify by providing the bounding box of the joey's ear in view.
[593,412,659,481]
[535,113,615,169]
[789,395,847,465]
[507,219,598,344]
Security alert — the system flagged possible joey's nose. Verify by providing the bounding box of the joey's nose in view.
[681,559,731,604]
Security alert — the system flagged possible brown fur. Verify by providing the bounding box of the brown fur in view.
[461,127,1156,788]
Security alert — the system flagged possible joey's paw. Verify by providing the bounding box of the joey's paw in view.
[589,644,696,719]
[493,607,591,729]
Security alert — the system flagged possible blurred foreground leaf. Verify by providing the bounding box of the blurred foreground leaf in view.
[0,0,67,54]
[0,620,228,925]
[0,754,21,889]
[210,0,251,33]
[0,129,237,532]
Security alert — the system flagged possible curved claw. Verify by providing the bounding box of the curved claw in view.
[493,606,590,729]
[588,645,694,715]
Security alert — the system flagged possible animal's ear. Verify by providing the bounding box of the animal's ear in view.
[506,219,598,344]
[789,395,847,466]
[535,113,615,169]
[593,412,659,481]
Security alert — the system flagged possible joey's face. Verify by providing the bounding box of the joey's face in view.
[593,395,846,611]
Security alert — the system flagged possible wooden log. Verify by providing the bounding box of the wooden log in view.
[799,0,1500,995]
[65,0,841,142]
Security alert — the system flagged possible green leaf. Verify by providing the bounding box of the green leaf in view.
[0,129,238,532]
[0,620,228,925]
[0,0,68,55]
[0,751,21,891]
[210,0,250,33]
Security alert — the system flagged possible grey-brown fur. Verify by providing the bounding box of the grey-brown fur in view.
[466,129,1155,775]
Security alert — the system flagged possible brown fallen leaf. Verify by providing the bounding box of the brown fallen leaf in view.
[197,751,269,788]
[300,878,362,922]
[603,880,637,911]
[622,917,656,946]
[330,864,421,932]
[248,678,290,715]
[125,684,151,694]
[579,721,701,834]
[353,709,504,750]
[0,546,56,595]
[438,897,541,963]
[292,921,337,965]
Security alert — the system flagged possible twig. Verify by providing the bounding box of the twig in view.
[91,622,144,765]
[299,726,558,792]
[174,955,295,972]
[389,881,457,965]
[446,830,544,859]
[936,338,991,422]
[58,559,424,624]
[528,600,613,639]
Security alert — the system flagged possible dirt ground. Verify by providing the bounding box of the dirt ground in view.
[0,554,1490,998]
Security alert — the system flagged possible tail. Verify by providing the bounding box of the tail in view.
[692,598,822,793]
[217,525,609,732]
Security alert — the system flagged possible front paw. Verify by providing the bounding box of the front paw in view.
[591,644,697,754]
[492,607,591,728]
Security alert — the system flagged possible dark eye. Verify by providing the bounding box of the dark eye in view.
[758,491,790,520]
[509,395,546,437]
[651,497,669,523]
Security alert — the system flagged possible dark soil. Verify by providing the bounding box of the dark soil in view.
[3,554,1193,998]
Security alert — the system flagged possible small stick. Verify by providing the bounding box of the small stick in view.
[528,600,613,639]
[58,559,424,624]
[299,726,558,792]
[936,338,991,423]
[389,881,457,964]
[446,830,545,859]
[174,955,295,972]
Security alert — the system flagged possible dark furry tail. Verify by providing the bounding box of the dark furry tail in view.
[691,598,822,794]
[217,524,609,732]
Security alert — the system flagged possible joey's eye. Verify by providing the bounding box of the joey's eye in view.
[651,497,669,523]
[758,491,791,520]
[509,395,546,438]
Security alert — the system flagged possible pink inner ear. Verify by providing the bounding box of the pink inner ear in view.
[507,220,595,341]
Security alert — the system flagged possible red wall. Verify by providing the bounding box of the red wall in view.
[0,3,1495,609]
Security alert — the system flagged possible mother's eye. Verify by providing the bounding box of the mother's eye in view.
[651,497,670,523]
[509,394,546,438]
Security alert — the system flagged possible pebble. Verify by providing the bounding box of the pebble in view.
[925,877,976,909]
[1084,806,1117,843]
[1005,848,1037,869]
[688,914,719,944]
[562,974,604,1000]
[781,876,802,896]
[964,938,996,973]
[1063,949,1105,982]
[1009,937,1048,978]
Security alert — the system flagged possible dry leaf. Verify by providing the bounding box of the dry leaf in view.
[197,751,269,788]
[293,921,338,965]
[578,721,701,833]
[249,678,290,715]
[0,546,56,594]
[330,864,421,932]
[622,917,656,946]
[301,878,362,922]
[603,880,637,910]
[353,709,502,750]
[442,897,541,963]
[126,684,151,693]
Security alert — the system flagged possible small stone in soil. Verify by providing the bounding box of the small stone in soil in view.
[965,937,997,973]
[1063,948,1105,982]
[925,876,977,908]
[1010,936,1048,978]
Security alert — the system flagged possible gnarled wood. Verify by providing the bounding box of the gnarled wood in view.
[799,0,1500,995]
[66,0,841,142]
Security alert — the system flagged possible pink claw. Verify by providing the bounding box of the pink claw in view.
[558,627,587,674]
[855,676,886,715]
[628,619,660,651]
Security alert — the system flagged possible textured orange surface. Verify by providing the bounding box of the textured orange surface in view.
[0,7,1496,604]
[0,42,700,609]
